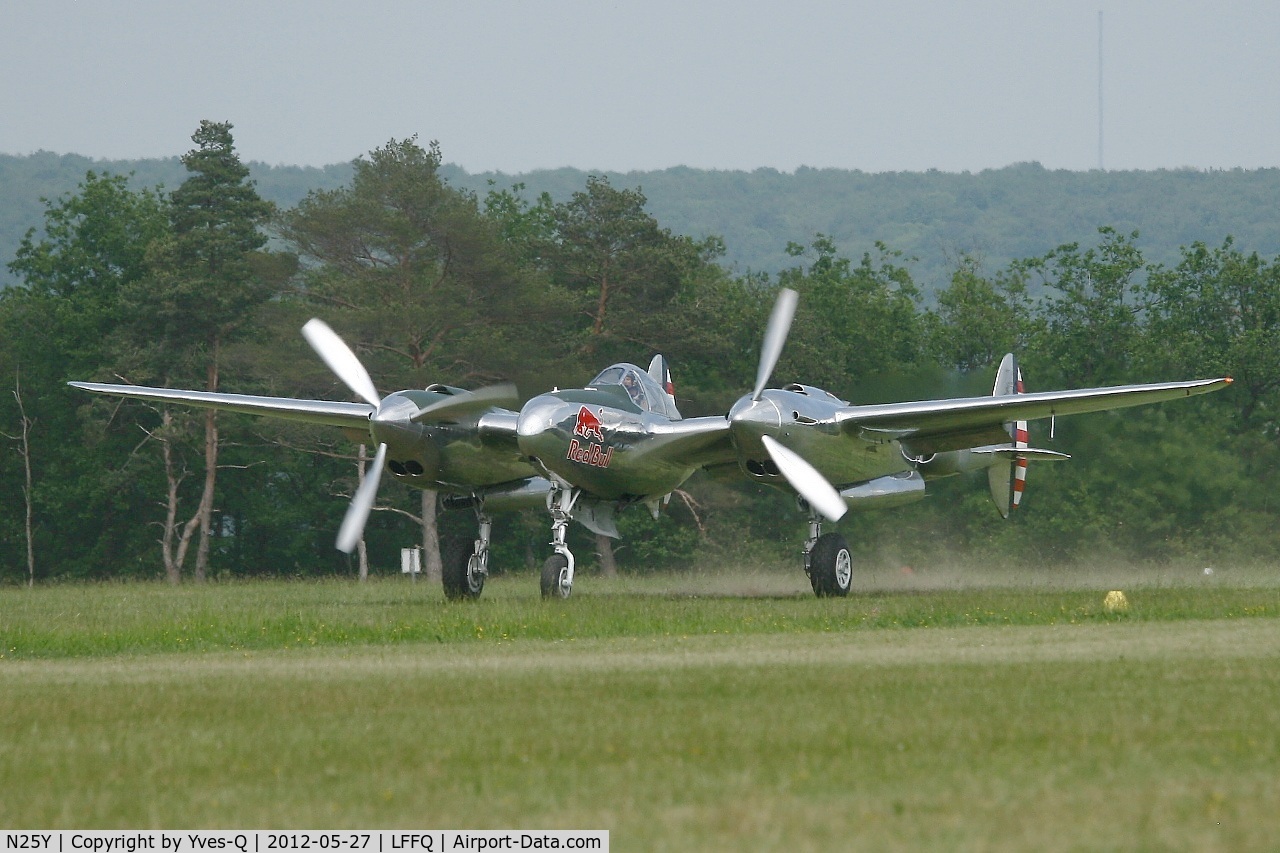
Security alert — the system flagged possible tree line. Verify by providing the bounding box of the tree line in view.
[7,152,1280,294]
[2,124,1277,584]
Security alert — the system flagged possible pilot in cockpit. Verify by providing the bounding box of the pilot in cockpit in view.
[622,371,646,406]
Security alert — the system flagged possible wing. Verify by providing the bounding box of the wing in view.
[835,377,1232,454]
[650,416,738,467]
[69,381,374,430]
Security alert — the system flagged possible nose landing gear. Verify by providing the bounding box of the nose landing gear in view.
[540,484,579,599]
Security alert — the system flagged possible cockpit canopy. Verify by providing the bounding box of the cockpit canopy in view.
[589,363,679,418]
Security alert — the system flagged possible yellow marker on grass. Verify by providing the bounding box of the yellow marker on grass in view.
[1103,590,1129,613]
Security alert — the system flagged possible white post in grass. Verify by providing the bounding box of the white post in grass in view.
[401,547,421,583]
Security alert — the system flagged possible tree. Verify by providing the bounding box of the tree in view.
[1022,227,1146,386]
[2,371,36,586]
[3,171,171,579]
[483,180,557,261]
[7,170,170,382]
[544,175,726,364]
[9,171,168,300]
[118,121,283,582]
[280,138,550,577]
[926,256,1032,371]
[1144,239,1280,430]
[775,236,923,392]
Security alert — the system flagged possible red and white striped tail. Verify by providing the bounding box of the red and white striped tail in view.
[986,354,1029,518]
[1012,367,1029,509]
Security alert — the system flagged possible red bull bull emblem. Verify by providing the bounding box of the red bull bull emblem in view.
[569,406,613,468]
[573,406,605,442]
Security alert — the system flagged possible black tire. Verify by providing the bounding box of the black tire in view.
[809,532,852,598]
[540,553,571,599]
[442,537,484,601]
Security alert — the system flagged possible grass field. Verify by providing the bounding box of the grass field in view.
[2,565,1279,850]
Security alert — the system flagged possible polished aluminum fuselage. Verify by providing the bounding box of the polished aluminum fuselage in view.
[516,386,728,500]
[511,381,975,509]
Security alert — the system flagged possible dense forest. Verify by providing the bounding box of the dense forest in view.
[5,151,1280,291]
[2,126,1278,585]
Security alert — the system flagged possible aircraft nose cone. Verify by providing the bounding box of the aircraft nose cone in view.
[366,393,441,481]
[515,395,562,438]
[374,393,417,421]
[729,393,782,429]
[369,393,417,435]
[728,393,783,456]
[515,394,572,462]
[367,393,425,454]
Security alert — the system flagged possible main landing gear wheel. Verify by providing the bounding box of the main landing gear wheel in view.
[442,537,485,601]
[541,553,572,599]
[809,532,852,597]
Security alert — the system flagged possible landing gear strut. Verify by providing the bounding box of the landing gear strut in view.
[443,509,491,601]
[541,484,579,599]
[803,509,852,597]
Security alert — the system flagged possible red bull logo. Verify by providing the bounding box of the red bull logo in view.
[573,406,605,443]
[569,406,612,468]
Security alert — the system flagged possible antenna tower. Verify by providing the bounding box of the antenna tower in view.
[1097,10,1105,170]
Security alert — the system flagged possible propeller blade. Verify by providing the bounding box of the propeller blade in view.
[302,319,381,408]
[761,435,847,521]
[753,288,799,401]
[411,382,519,423]
[336,442,387,554]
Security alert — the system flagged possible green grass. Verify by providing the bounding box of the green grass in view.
[2,566,1278,659]
[3,568,1280,849]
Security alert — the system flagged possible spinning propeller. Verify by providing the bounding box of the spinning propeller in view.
[301,319,518,553]
[735,289,848,522]
[752,287,798,402]
[301,319,388,553]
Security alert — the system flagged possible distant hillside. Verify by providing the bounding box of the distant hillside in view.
[443,163,1280,290]
[0,152,354,288]
[4,151,1279,292]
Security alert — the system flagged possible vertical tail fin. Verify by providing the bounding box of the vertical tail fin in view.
[647,354,681,418]
[986,354,1029,518]
[1012,365,1029,510]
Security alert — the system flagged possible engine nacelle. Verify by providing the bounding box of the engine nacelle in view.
[839,471,926,511]
[442,477,553,512]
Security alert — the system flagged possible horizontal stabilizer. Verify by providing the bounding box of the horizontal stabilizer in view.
[971,446,1071,462]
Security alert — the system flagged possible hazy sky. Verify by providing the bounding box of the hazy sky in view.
[3,1,1278,173]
